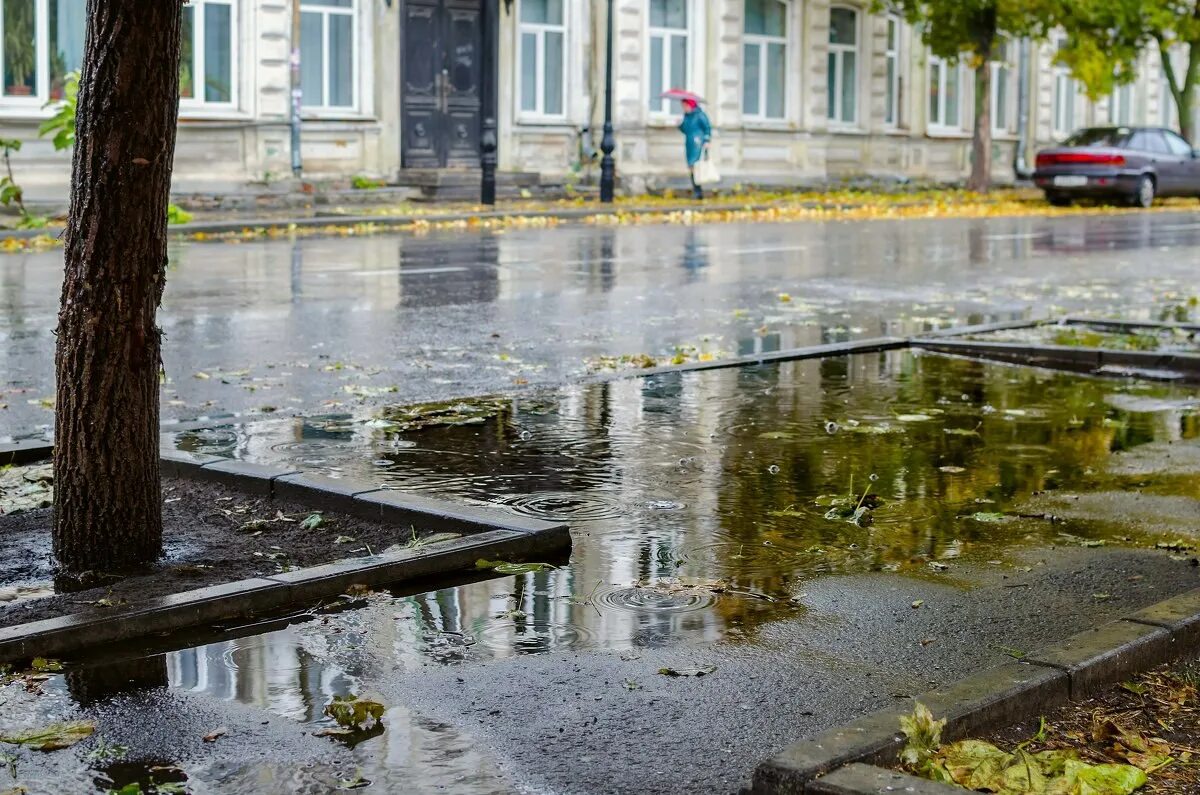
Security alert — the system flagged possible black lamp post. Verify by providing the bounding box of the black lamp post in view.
[480,0,500,205]
[599,0,616,203]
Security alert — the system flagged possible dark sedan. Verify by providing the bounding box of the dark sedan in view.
[1034,126,1200,208]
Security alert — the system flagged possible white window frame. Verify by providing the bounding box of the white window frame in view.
[928,54,966,133]
[990,38,1015,136]
[884,14,901,128]
[517,0,567,121]
[1161,63,1177,129]
[1051,36,1076,139]
[646,0,692,119]
[1110,81,1134,126]
[300,0,359,115]
[826,5,859,126]
[742,0,788,122]
[0,0,88,112]
[180,0,238,113]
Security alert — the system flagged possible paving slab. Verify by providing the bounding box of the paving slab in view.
[807,764,965,795]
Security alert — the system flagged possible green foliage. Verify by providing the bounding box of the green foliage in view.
[38,71,78,151]
[350,175,385,190]
[900,704,1152,794]
[166,204,193,225]
[475,559,556,575]
[0,720,95,751]
[324,694,385,731]
[879,0,1053,64]
[0,136,44,228]
[1047,0,1200,139]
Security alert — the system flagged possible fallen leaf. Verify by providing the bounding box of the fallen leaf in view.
[475,559,556,575]
[202,726,227,743]
[658,665,716,677]
[0,720,95,751]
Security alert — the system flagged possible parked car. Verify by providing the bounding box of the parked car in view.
[1033,126,1200,208]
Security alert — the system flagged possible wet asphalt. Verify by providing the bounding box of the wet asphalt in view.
[4,211,1200,793]
[5,210,1200,437]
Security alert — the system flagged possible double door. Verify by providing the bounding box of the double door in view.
[401,0,484,168]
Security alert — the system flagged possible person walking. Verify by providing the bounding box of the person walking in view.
[678,98,711,200]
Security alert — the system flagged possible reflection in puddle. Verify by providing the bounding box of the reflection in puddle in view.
[77,349,1200,791]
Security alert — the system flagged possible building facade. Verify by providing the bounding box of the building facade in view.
[0,0,1189,198]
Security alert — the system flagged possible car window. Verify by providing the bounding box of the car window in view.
[1127,131,1151,151]
[1147,132,1171,155]
[1164,130,1194,157]
[1063,128,1129,147]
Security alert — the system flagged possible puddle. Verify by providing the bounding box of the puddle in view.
[961,322,1200,354]
[9,350,1200,792]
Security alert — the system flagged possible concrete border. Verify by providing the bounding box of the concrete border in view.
[0,452,570,664]
[911,337,1200,381]
[0,439,53,466]
[752,587,1200,793]
[584,337,910,383]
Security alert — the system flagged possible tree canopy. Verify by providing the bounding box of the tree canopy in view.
[1047,0,1200,141]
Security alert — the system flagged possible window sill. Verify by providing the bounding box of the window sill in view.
[828,125,869,136]
[926,129,971,140]
[180,111,254,124]
[300,115,380,125]
[514,115,575,128]
[742,119,794,131]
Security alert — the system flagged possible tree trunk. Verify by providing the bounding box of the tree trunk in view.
[53,0,183,574]
[968,57,993,194]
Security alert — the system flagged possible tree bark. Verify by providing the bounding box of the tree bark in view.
[53,0,183,574]
[968,56,993,194]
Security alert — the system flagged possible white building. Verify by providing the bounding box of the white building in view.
[0,0,1182,199]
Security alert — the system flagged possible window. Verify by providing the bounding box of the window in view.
[743,0,786,120]
[301,0,356,111]
[181,0,236,108]
[1165,130,1194,157]
[884,14,901,127]
[1052,37,1076,138]
[519,0,566,118]
[1063,128,1127,147]
[1110,82,1133,125]
[0,0,84,104]
[1128,130,1168,154]
[648,0,688,115]
[991,38,1015,135]
[1161,65,1178,129]
[928,55,963,131]
[826,6,858,124]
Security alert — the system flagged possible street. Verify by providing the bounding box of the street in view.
[4,211,1200,437]
[4,211,1200,793]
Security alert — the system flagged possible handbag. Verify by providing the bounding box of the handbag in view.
[693,150,720,185]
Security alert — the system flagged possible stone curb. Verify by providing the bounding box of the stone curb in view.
[0,452,571,665]
[752,587,1200,793]
[911,337,1200,380]
[584,337,910,383]
[805,764,964,795]
[0,439,53,466]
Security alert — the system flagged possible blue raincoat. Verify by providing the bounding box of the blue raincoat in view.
[679,107,711,167]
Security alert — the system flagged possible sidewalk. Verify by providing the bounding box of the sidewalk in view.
[2,185,1193,251]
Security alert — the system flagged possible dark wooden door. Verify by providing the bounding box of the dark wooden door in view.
[402,0,483,168]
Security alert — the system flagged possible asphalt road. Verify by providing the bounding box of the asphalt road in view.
[5,210,1200,437]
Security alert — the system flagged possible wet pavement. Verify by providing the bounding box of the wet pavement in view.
[6,350,1200,793]
[5,212,1200,793]
[6,211,1200,437]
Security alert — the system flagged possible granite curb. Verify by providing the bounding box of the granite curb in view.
[0,451,571,665]
[752,587,1200,793]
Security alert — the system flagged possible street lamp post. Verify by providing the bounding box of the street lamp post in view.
[480,0,499,205]
[599,0,616,203]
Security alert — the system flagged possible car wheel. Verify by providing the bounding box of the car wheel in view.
[1046,193,1072,207]
[1132,175,1155,209]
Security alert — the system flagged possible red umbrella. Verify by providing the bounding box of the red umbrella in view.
[660,88,706,104]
